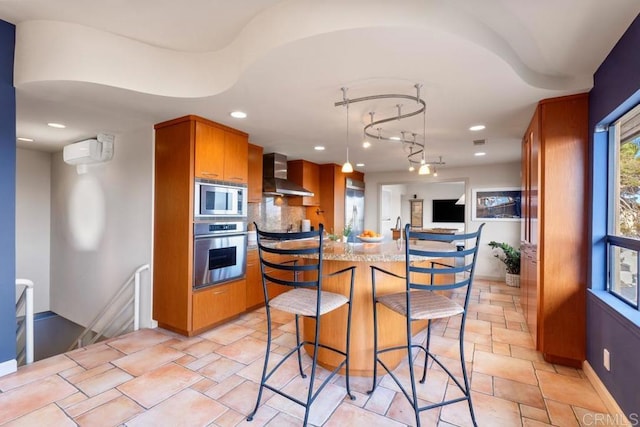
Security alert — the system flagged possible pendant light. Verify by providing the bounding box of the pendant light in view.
[334,84,445,173]
[341,87,353,173]
[418,106,430,175]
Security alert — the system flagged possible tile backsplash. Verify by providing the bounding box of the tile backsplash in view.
[247,196,306,232]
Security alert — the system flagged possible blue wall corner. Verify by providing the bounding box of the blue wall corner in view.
[0,19,16,367]
[588,13,640,419]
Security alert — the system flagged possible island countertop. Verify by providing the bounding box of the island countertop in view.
[259,238,455,263]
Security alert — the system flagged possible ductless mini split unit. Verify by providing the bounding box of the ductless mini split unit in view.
[63,134,114,173]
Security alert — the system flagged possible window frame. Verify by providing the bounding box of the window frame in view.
[605,104,640,310]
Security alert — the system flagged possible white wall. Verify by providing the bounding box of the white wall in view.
[50,127,154,328]
[400,181,465,230]
[16,148,51,313]
[365,161,521,280]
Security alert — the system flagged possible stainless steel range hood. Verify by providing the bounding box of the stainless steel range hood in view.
[262,153,314,197]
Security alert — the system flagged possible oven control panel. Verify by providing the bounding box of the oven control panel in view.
[194,221,246,237]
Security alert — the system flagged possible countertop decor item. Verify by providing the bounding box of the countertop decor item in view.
[358,235,384,243]
[342,220,353,240]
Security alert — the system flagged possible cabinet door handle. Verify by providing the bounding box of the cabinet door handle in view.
[229,176,243,181]
[213,289,229,295]
[202,172,219,177]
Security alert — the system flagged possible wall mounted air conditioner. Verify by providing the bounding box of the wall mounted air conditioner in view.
[63,134,114,165]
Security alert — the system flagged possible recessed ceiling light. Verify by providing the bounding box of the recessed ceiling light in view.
[314,146,325,151]
[469,125,485,131]
[389,136,401,141]
[17,137,34,142]
[474,152,486,156]
[47,122,66,129]
[230,111,247,119]
[356,163,365,167]
[362,141,371,148]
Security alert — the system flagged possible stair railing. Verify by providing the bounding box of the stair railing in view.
[15,279,34,365]
[68,264,150,351]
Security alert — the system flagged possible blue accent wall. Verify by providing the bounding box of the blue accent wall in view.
[0,20,16,367]
[588,13,640,418]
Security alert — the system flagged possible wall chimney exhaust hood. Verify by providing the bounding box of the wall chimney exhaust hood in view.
[262,153,314,197]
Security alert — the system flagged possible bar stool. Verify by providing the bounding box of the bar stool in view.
[247,223,356,426]
[368,223,485,427]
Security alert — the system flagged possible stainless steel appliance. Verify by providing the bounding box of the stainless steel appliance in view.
[193,221,247,289]
[262,152,314,197]
[345,178,365,241]
[194,180,247,218]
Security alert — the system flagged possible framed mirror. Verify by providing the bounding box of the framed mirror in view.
[409,199,423,228]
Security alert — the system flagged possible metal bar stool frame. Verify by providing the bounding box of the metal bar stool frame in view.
[367,223,485,427]
[247,223,356,426]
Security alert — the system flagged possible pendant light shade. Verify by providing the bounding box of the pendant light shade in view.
[341,87,353,174]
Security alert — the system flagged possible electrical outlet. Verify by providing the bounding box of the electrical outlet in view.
[603,348,611,371]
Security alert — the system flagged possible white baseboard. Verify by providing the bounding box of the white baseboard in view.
[583,361,630,424]
[0,358,17,377]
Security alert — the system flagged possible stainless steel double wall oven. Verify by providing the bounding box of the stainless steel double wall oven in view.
[193,180,248,289]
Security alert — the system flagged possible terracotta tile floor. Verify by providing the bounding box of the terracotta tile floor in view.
[0,280,613,426]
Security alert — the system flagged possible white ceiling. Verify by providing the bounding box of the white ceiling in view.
[2,0,639,172]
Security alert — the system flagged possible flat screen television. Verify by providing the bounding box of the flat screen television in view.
[432,199,464,223]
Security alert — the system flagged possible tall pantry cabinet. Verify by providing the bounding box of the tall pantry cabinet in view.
[520,93,589,367]
[153,115,248,336]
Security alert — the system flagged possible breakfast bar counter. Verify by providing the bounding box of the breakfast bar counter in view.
[266,239,455,376]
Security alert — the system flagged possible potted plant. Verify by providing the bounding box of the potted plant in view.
[342,220,353,243]
[488,241,521,287]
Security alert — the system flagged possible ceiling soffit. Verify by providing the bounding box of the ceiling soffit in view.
[13,1,593,99]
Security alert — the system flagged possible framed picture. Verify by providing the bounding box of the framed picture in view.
[472,187,522,221]
[409,199,423,228]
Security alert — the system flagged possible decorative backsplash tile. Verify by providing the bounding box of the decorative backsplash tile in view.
[247,196,306,232]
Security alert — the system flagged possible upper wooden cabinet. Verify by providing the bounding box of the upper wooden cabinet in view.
[287,160,320,206]
[247,143,263,203]
[223,131,249,183]
[520,93,588,368]
[193,117,248,183]
[194,121,225,181]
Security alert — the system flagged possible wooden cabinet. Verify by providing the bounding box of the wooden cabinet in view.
[153,118,194,334]
[520,93,588,367]
[193,280,246,331]
[245,249,294,309]
[194,121,225,181]
[223,131,249,183]
[153,115,250,336]
[521,246,538,339]
[247,143,263,203]
[194,118,248,183]
[308,164,364,234]
[287,160,320,206]
[245,249,263,309]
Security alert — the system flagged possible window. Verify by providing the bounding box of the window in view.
[608,103,640,308]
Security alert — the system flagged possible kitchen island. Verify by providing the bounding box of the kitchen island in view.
[264,238,455,376]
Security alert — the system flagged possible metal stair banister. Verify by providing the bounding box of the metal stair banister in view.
[15,279,34,365]
[68,264,150,351]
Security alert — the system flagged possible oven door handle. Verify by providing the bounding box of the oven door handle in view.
[194,232,248,240]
